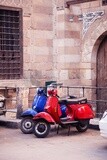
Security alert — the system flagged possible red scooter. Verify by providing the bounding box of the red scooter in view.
[33,84,94,138]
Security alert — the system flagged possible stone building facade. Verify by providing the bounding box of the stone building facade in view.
[56,0,107,114]
[0,0,107,114]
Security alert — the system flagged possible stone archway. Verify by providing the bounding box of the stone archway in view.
[81,21,107,116]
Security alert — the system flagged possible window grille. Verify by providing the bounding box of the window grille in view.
[102,0,107,5]
[0,8,23,79]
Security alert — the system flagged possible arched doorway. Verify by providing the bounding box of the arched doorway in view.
[97,36,107,117]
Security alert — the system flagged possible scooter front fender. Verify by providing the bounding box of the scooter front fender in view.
[21,109,37,117]
[75,104,94,120]
[33,112,55,123]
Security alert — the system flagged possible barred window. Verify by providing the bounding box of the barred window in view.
[0,7,23,79]
[102,0,107,5]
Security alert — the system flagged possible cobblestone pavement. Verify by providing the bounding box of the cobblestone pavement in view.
[0,126,107,160]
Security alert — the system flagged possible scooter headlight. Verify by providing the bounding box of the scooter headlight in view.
[47,89,57,96]
[36,87,44,95]
[102,110,107,119]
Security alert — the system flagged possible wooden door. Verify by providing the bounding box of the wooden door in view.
[97,37,107,117]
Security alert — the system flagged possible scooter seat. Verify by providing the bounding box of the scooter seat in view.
[59,96,76,104]
[58,96,76,104]
[59,97,87,104]
[66,97,87,104]
[59,99,67,105]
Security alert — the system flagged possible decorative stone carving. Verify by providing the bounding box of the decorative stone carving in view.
[0,0,32,17]
[0,0,32,7]
[5,0,12,4]
[81,11,104,38]
[13,0,21,5]
[0,0,5,3]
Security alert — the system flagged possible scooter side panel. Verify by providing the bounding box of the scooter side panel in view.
[45,96,62,123]
[74,104,94,119]
[21,109,37,117]
[33,112,55,123]
[32,95,47,112]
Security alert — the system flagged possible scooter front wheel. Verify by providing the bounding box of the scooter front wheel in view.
[20,117,34,134]
[76,120,89,132]
[34,120,50,138]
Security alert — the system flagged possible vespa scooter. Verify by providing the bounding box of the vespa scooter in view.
[33,85,94,138]
[20,87,47,134]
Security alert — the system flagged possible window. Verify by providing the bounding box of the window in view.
[102,0,107,5]
[0,7,23,79]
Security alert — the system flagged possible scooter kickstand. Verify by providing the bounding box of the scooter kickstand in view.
[67,125,70,136]
[57,125,60,134]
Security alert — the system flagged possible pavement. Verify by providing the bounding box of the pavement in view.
[0,126,105,160]
[0,115,100,130]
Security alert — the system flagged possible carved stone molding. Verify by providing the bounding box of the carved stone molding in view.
[81,11,104,38]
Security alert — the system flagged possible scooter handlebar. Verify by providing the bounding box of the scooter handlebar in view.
[50,83,63,88]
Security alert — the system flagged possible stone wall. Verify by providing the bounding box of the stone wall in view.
[55,0,107,110]
[0,0,54,109]
[0,1,54,88]
[0,0,107,111]
[55,0,106,88]
[25,0,54,86]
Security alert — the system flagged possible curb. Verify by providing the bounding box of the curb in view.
[89,118,99,130]
[0,119,21,129]
[89,124,99,130]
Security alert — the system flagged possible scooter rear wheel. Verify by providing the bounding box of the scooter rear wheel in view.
[20,117,34,134]
[34,120,50,138]
[76,120,89,132]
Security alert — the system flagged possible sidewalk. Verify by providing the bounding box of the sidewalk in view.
[0,115,21,129]
[0,110,21,129]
